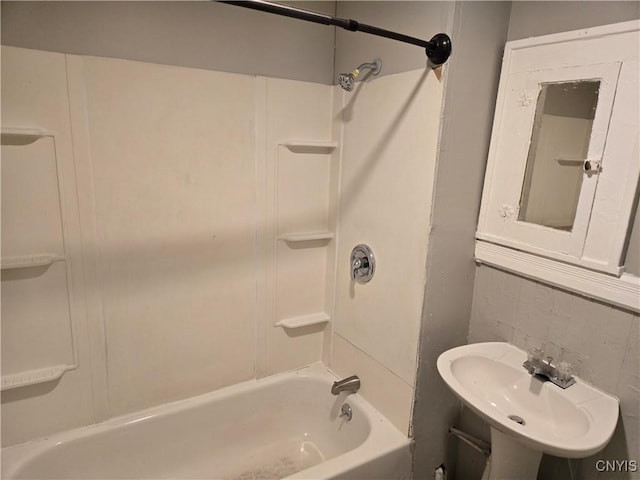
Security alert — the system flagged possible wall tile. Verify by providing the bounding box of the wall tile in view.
[469,266,640,480]
[511,277,552,352]
[470,266,527,344]
[607,316,639,475]
[548,290,633,391]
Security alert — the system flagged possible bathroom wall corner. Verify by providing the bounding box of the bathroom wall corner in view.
[260,77,335,377]
[330,66,444,435]
[253,76,269,379]
[331,333,414,434]
[411,2,512,478]
[322,85,346,367]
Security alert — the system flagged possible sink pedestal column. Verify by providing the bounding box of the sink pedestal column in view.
[483,427,542,480]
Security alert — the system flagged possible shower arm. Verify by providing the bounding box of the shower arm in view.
[355,62,378,74]
[217,0,452,66]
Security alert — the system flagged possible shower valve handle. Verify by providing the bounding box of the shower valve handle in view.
[350,244,375,283]
[351,257,369,279]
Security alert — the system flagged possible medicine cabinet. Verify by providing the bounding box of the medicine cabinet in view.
[476,21,640,311]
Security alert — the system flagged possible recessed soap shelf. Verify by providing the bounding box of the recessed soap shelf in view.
[271,137,337,336]
[279,140,338,154]
[1,127,53,146]
[278,231,334,246]
[275,312,330,329]
[2,126,77,394]
[1,254,66,270]
[1,364,76,391]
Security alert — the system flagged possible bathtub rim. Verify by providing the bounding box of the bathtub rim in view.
[2,361,411,479]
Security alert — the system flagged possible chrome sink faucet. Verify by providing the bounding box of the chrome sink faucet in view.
[331,375,361,395]
[523,348,575,389]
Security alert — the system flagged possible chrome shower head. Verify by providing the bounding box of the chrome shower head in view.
[338,72,356,91]
[337,58,382,92]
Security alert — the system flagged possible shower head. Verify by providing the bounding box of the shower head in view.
[338,72,356,92]
[337,58,382,91]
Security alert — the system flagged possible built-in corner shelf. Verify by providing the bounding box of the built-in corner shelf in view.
[1,127,52,146]
[1,364,74,391]
[278,231,334,246]
[1,254,65,270]
[275,312,330,329]
[279,140,338,154]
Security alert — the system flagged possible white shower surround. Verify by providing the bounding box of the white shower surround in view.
[1,46,443,450]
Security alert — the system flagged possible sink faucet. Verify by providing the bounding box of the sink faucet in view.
[331,375,361,395]
[523,350,575,389]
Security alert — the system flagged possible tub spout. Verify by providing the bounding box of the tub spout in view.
[331,375,360,395]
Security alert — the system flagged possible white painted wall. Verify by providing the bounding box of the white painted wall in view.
[335,1,452,79]
[507,1,640,41]
[410,3,512,478]
[0,1,336,84]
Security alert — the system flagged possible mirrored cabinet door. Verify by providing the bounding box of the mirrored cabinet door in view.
[518,80,601,230]
[477,22,639,275]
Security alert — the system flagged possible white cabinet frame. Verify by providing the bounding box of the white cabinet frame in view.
[476,21,640,312]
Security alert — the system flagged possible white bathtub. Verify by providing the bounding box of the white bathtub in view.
[1,363,411,479]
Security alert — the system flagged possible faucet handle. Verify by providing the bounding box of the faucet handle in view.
[528,347,544,362]
[556,361,573,381]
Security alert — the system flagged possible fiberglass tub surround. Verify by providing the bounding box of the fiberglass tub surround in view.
[1,4,451,477]
[1,364,411,480]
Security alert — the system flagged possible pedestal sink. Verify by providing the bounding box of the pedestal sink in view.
[437,342,619,480]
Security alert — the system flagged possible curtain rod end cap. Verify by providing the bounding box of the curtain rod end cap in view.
[426,33,452,66]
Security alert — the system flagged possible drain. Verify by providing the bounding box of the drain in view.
[508,415,525,426]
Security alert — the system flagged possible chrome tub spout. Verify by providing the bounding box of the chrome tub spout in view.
[331,375,361,395]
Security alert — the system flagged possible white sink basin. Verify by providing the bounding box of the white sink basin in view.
[437,342,619,479]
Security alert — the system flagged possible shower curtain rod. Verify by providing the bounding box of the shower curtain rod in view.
[218,0,452,65]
